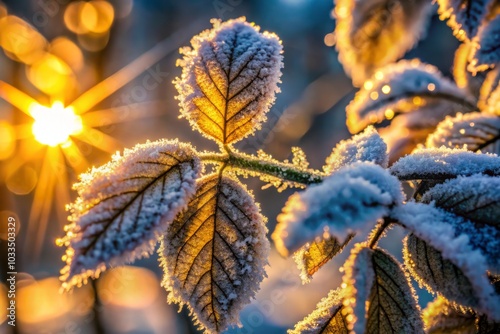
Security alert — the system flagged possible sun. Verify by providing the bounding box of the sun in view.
[30,101,83,147]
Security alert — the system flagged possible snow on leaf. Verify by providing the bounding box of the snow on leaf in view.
[392,202,500,320]
[437,0,494,41]
[478,66,500,111]
[59,139,201,290]
[333,0,432,86]
[288,288,348,334]
[346,60,473,134]
[454,42,489,98]
[469,15,500,73]
[390,147,500,181]
[423,296,477,334]
[159,173,269,333]
[426,112,500,154]
[272,162,403,256]
[175,17,283,144]
[342,245,423,334]
[323,126,388,174]
[294,234,355,284]
[421,174,500,228]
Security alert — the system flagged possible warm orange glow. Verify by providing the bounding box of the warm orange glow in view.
[27,53,75,96]
[97,266,160,308]
[30,101,83,146]
[6,165,38,195]
[0,121,15,160]
[49,37,84,72]
[0,15,47,64]
[64,1,114,35]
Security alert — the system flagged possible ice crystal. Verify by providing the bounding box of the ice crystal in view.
[469,15,500,73]
[437,0,494,40]
[423,296,477,334]
[174,17,283,144]
[59,139,201,289]
[159,174,269,333]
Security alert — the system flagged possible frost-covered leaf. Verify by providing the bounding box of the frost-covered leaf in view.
[159,173,269,333]
[437,0,495,41]
[346,60,474,134]
[421,174,500,228]
[423,296,477,334]
[334,0,432,86]
[392,202,500,320]
[288,288,348,334]
[272,162,403,256]
[294,234,354,284]
[478,65,500,110]
[59,140,201,289]
[454,42,489,97]
[342,245,423,333]
[390,147,500,181]
[175,17,283,144]
[426,112,500,153]
[469,15,500,73]
[323,126,388,174]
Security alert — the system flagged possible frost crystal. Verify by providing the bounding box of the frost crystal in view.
[159,174,269,333]
[59,139,201,289]
[288,288,348,334]
[423,296,477,334]
[175,17,283,144]
[324,126,388,174]
[469,14,500,73]
[346,60,470,134]
[390,147,500,180]
[392,202,500,320]
[272,162,403,256]
[437,0,494,40]
[453,42,488,97]
[426,112,500,153]
[478,65,500,110]
[334,0,431,86]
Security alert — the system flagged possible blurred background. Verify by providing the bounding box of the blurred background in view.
[0,0,459,333]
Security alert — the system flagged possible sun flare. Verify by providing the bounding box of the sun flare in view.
[30,101,83,147]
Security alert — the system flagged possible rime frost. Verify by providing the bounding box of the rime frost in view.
[479,66,500,110]
[437,0,494,40]
[273,162,403,256]
[289,288,348,334]
[324,126,388,174]
[453,42,488,98]
[59,140,201,289]
[334,0,431,86]
[175,17,283,144]
[423,296,477,334]
[426,112,500,153]
[469,15,500,72]
[392,202,500,320]
[159,174,269,333]
[346,60,471,134]
[390,147,500,180]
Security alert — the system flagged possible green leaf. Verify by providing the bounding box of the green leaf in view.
[294,234,354,284]
[159,173,269,333]
[343,245,424,333]
[423,296,477,334]
[288,289,349,334]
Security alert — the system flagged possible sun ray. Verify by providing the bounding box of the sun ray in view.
[61,141,89,174]
[74,127,122,153]
[0,80,39,116]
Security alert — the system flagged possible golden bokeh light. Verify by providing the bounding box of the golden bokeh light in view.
[30,101,83,147]
[78,30,110,52]
[6,165,38,195]
[0,120,15,160]
[97,266,161,309]
[65,1,115,35]
[27,53,75,96]
[17,277,94,325]
[49,37,84,72]
[0,15,47,64]
[0,211,21,240]
[0,284,6,325]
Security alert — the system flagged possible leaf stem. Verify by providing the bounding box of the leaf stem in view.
[368,219,393,249]
[199,150,325,186]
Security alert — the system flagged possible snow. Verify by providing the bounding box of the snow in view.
[469,14,500,73]
[437,0,493,40]
[334,0,432,86]
[390,147,500,180]
[346,60,469,133]
[426,112,500,153]
[272,162,403,256]
[479,66,500,111]
[174,17,283,144]
[324,126,388,174]
[60,139,201,290]
[391,202,500,320]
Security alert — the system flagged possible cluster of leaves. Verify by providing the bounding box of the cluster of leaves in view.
[57,4,500,333]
